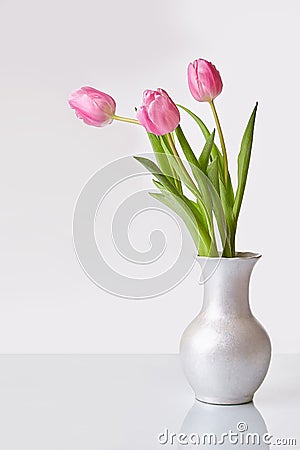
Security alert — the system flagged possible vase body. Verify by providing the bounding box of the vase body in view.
[180,252,271,405]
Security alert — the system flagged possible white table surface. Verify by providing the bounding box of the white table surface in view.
[0,354,299,450]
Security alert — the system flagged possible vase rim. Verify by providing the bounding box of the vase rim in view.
[197,251,262,260]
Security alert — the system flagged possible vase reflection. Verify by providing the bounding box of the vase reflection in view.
[178,400,269,449]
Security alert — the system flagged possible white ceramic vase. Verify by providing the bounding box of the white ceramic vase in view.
[180,252,271,405]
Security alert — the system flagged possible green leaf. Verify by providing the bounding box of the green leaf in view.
[193,166,229,253]
[147,133,176,186]
[207,158,220,195]
[158,135,182,194]
[156,147,215,239]
[206,160,235,256]
[178,104,235,202]
[150,170,211,245]
[152,179,164,190]
[177,104,223,166]
[135,138,226,256]
[152,171,208,238]
[185,198,211,236]
[134,156,179,195]
[233,103,258,221]
[150,191,199,247]
[169,137,229,255]
[159,136,205,203]
[199,129,216,173]
[219,179,235,255]
[184,197,218,256]
[152,176,210,248]
[150,191,215,256]
[173,126,215,222]
[135,154,208,228]
[175,124,199,169]
[216,157,234,207]
[135,153,218,253]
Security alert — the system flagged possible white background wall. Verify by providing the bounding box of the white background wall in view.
[0,0,299,353]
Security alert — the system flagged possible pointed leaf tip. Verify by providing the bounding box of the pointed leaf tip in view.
[233,103,258,221]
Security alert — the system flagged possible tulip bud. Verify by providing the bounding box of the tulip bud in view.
[136,88,180,136]
[68,86,116,127]
[188,59,223,102]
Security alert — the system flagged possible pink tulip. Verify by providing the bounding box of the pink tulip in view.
[188,59,223,102]
[136,88,180,135]
[68,86,116,127]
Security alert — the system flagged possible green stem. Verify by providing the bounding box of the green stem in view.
[209,100,229,186]
[112,115,140,125]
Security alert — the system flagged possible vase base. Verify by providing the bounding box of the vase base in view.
[195,395,253,406]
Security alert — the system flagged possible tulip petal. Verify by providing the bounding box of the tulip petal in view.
[148,96,179,135]
[136,106,161,135]
[68,86,116,127]
[137,88,180,135]
[188,59,223,102]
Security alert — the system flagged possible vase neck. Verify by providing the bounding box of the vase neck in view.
[198,255,260,318]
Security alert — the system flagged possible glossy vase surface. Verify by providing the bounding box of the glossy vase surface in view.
[180,252,271,405]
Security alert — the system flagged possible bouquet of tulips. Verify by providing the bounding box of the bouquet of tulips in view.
[69,58,257,258]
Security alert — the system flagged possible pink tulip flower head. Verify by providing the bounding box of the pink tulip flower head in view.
[136,88,180,135]
[188,59,223,102]
[68,86,116,127]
